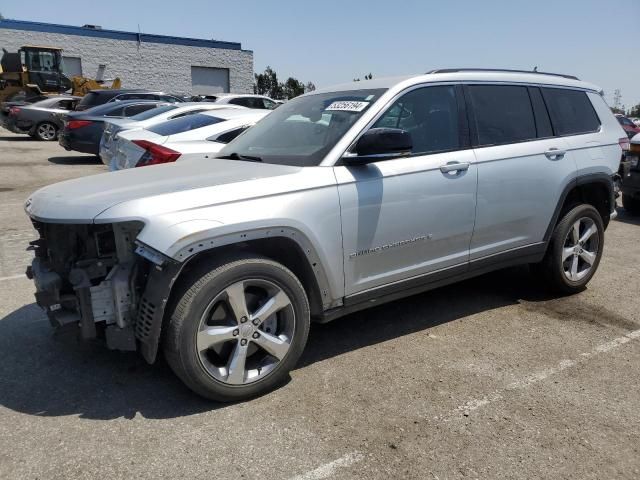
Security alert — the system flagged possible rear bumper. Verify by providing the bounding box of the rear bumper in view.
[59,133,99,154]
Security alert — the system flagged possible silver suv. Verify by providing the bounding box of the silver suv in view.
[25,69,627,401]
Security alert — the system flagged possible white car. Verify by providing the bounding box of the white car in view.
[99,103,245,166]
[213,93,278,110]
[109,108,269,170]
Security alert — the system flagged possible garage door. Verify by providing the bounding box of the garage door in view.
[62,56,83,77]
[191,66,229,95]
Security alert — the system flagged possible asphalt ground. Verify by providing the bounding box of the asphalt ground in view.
[1,128,639,479]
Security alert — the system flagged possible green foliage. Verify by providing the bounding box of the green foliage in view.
[253,67,314,100]
[628,104,640,118]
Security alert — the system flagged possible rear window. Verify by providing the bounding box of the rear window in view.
[541,88,600,136]
[469,85,537,146]
[147,113,224,136]
[77,92,102,107]
[130,104,177,120]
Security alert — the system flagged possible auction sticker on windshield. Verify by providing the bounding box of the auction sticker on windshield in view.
[325,101,370,112]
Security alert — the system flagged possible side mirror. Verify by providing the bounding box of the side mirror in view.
[343,128,412,165]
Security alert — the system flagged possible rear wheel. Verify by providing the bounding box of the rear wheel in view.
[164,255,310,401]
[622,193,640,215]
[34,122,58,141]
[534,204,604,294]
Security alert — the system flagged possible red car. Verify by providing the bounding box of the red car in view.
[616,114,640,139]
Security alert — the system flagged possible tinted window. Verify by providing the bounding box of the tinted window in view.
[617,116,633,127]
[159,95,182,103]
[211,127,248,144]
[147,113,224,136]
[263,99,277,110]
[77,92,104,107]
[229,97,251,108]
[542,88,600,135]
[373,85,459,155]
[131,104,178,120]
[469,85,536,146]
[123,104,158,117]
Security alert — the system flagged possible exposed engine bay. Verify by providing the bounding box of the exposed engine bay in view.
[26,221,150,352]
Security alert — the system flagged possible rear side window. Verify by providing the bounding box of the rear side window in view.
[210,127,249,144]
[123,104,158,117]
[131,104,177,120]
[229,97,251,108]
[148,113,223,136]
[77,92,101,107]
[469,85,536,146]
[541,88,600,136]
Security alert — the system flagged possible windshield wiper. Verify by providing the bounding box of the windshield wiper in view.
[217,152,263,162]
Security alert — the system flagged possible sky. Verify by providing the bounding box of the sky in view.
[2,0,639,109]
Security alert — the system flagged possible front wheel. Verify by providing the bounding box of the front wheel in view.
[163,255,310,401]
[34,122,58,141]
[534,204,604,294]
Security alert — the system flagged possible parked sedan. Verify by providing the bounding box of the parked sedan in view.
[99,103,246,166]
[75,89,184,111]
[5,95,80,140]
[0,91,47,130]
[59,100,169,155]
[213,94,279,110]
[110,109,269,170]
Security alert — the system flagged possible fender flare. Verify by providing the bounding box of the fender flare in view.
[135,226,336,364]
[543,173,614,242]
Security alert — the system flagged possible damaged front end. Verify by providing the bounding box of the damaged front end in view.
[26,220,176,362]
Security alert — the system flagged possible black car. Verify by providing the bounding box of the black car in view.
[58,100,170,155]
[622,138,640,214]
[75,89,184,111]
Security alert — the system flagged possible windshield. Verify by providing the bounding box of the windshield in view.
[217,88,387,166]
[131,104,178,120]
[147,113,224,136]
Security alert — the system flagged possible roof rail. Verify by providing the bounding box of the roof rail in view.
[426,68,579,81]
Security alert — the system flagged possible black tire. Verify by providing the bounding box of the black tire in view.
[622,193,640,215]
[534,204,604,294]
[163,254,310,402]
[34,122,58,141]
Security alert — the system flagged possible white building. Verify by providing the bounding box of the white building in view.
[0,18,254,95]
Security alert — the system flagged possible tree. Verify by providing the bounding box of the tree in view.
[283,77,305,99]
[0,12,4,20]
[628,104,640,118]
[253,66,283,99]
[253,66,313,100]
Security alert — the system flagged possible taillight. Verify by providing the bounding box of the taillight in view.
[619,137,630,152]
[132,140,181,167]
[67,120,93,130]
[8,106,21,116]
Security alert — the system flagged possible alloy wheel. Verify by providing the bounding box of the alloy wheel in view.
[196,279,295,385]
[562,217,599,282]
[37,123,57,140]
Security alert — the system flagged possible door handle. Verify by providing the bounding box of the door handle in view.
[545,148,566,160]
[439,162,470,173]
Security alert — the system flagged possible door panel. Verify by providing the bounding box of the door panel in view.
[335,149,477,295]
[470,138,576,259]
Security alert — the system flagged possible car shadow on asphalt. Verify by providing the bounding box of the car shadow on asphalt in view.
[0,136,34,142]
[48,156,102,165]
[0,266,569,420]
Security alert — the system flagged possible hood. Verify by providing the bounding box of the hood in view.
[26,159,302,223]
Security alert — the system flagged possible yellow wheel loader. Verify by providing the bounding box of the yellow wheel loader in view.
[0,45,121,103]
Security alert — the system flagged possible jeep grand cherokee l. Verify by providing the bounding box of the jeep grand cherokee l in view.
[25,69,626,401]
